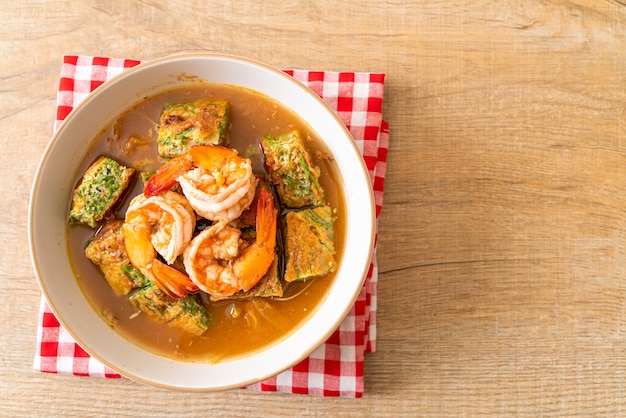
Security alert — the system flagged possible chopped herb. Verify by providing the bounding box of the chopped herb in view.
[120,264,150,288]
[176,128,193,141]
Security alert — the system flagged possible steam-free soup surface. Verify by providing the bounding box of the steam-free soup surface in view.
[68,83,344,362]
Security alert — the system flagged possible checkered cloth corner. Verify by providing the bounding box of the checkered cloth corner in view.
[34,55,388,398]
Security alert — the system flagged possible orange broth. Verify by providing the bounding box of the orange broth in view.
[67,83,345,362]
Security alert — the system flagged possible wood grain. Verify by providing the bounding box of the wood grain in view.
[2,0,626,415]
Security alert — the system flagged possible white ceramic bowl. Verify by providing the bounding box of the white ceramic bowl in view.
[28,53,375,391]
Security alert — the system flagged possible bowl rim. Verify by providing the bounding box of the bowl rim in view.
[28,52,376,391]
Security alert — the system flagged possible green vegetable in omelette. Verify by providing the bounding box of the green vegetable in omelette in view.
[260,130,325,208]
[69,156,135,228]
[157,99,230,158]
[129,285,212,336]
[283,205,336,282]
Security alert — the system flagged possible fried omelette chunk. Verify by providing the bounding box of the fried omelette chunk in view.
[157,99,230,157]
[69,156,135,228]
[129,286,211,336]
[84,220,147,296]
[284,205,336,282]
[260,130,325,208]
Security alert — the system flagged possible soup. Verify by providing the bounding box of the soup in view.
[67,83,345,362]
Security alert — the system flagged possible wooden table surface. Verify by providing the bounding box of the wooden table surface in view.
[3,1,626,416]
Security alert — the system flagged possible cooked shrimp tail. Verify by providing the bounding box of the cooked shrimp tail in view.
[232,188,277,290]
[144,154,193,197]
[255,188,278,248]
[150,259,199,298]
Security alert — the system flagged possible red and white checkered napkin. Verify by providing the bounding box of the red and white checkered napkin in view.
[34,55,388,398]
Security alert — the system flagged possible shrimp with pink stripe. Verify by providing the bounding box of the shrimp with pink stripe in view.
[122,190,199,298]
[144,145,257,222]
[183,188,277,298]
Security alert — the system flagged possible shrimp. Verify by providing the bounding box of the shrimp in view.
[182,188,277,297]
[144,145,257,222]
[122,190,199,298]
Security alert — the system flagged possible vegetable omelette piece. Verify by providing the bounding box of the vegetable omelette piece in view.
[84,220,148,296]
[157,99,230,157]
[129,286,212,336]
[260,130,325,208]
[69,156,135,228]
[284,205,336,282]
